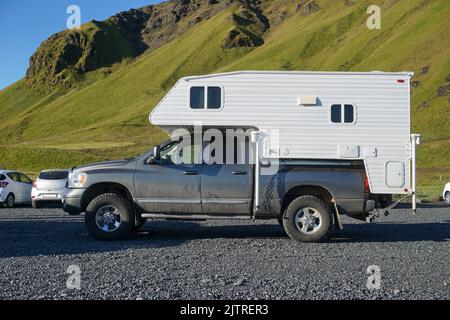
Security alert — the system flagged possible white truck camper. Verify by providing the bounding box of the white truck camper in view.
[150,71,421,213]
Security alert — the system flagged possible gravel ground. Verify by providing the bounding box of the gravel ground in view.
[0,204,449,300]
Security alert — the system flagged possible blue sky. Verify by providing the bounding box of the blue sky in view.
[0,0,163,90]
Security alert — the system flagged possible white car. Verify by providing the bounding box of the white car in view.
[443,183,450,205]
[0,170,33,207]
[31,169,68,208]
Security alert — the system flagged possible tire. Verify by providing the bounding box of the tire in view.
[4,193,15,208]
[282,195,333,242]
[32,201,40,209]
[445,192,450,205]
[85,193,134,241]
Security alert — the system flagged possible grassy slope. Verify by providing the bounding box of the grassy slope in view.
[0,0,449,197]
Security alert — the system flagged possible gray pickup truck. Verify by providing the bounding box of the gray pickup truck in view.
[63,138,388,242]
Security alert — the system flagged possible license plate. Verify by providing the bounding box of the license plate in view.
[43,194,58,199]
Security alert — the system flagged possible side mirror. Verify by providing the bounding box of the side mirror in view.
[146,145,161,165]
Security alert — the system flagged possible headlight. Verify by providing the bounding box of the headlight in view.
[69,172,87,188]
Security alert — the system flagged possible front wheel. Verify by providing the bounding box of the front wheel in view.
[85,193,134,241]
[445,192,450,205]
[282,195,333,242]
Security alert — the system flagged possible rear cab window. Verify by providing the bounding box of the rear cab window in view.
[0,174,6,181]
[39,171,68,180]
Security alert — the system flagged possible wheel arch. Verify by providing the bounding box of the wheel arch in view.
[80,182,134,213]
[281,185,335,215]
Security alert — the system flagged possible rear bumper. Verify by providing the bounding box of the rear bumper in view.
[337,199,366,214]
[32,193,64,202]
[62,189,84,215]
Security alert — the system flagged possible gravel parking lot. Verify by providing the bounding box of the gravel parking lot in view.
[0,204,449,300]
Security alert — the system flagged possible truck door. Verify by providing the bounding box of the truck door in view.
[134,141,202,214]
[201,137,253,215]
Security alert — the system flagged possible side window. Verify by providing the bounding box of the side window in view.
[190,87,205,109]
[330,104,356,124]
[19,173,32,184]
[190,86,222,110]
[7,172,19,182]
[159,139,201,165]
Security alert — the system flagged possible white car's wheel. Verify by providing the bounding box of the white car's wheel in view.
[4,193,15,208]
[445,192,450,205]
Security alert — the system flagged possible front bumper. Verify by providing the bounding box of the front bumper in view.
[62,188,84,215]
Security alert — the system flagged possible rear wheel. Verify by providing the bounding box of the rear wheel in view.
[85,193,134,241]
[4,194,15,208]
[282,195,333,242]
[445,192,450,205]
[32,201,40,209]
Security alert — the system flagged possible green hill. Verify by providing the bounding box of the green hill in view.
[0,0,449,199]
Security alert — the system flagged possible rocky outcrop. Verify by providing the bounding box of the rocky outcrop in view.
[25,0,273,91]
[223,0,270,48]
[141,0,233,51]
[296,0,321,16]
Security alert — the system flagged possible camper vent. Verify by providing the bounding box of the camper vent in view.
[297,96,318,106]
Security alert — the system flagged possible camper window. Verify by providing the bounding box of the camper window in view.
[344,104,354,123]
[189,86,223,110]
[331,105,341,123]
[190,87,205,109]
[330,104,355,124]
[207,87,222,109]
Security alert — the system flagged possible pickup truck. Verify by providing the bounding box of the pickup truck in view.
[63,138,387,242]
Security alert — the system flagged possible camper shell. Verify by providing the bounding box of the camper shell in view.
[150,70,418,199]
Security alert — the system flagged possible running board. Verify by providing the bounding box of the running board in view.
[141,213,252,221]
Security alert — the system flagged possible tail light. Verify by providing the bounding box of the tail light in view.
[364,174,371,194]
[0,181,9,188]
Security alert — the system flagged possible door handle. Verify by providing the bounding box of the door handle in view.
[232,171,247,176]
[183,171,199,176]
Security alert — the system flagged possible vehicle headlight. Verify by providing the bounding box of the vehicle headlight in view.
[68,172,87,188]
